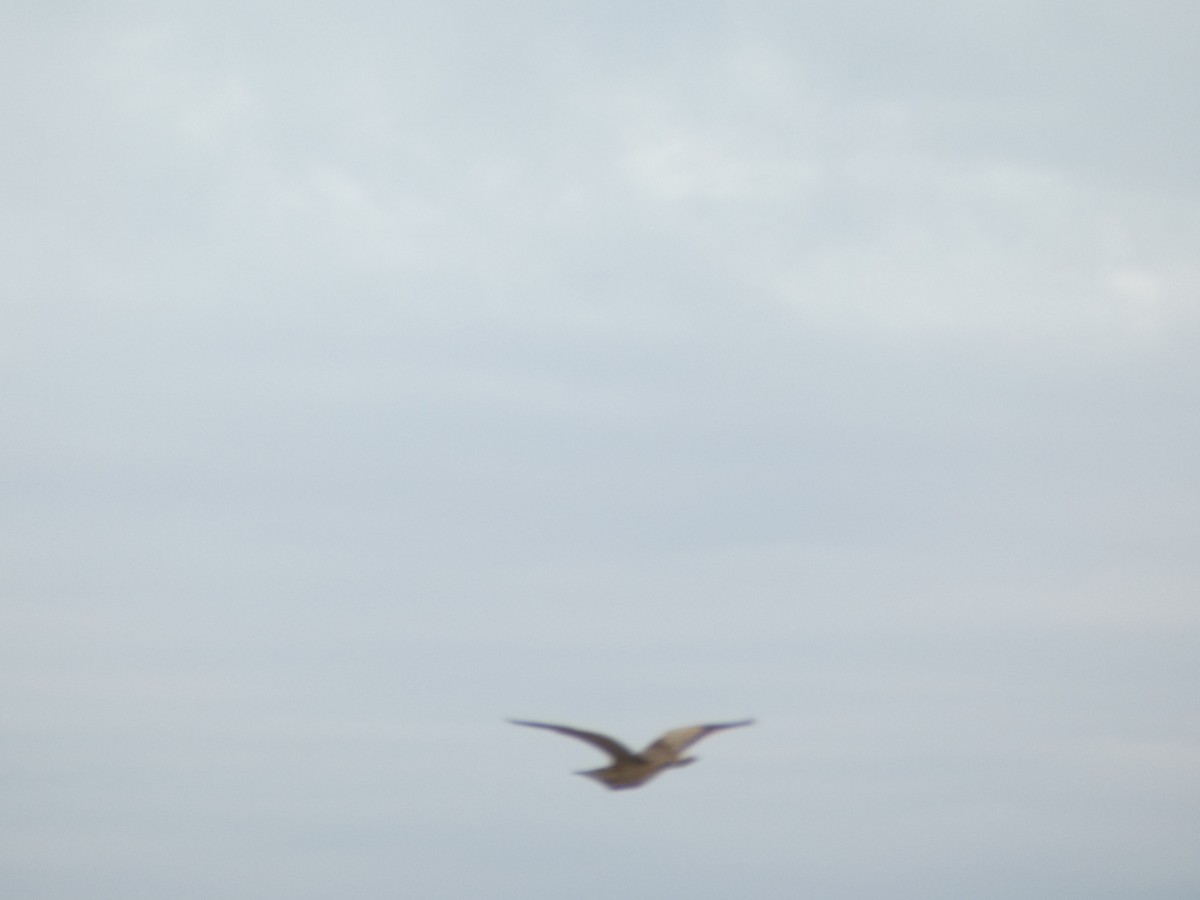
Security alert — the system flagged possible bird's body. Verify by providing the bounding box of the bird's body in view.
[509,719,754,790]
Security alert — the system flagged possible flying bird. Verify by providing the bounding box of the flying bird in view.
[509,718,754,790]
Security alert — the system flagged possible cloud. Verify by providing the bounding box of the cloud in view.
[2,4,1198,899]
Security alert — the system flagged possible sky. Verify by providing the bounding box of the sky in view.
[2,2,1198,898]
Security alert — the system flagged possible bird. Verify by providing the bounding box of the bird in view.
[509,718,754,790]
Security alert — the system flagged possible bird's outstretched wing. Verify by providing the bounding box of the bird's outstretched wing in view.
[509,720,640,763]
[642,720,754,764]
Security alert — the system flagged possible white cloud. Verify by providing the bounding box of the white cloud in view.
[2,4,1198,899]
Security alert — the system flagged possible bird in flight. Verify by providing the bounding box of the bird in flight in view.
[509,719,754,790]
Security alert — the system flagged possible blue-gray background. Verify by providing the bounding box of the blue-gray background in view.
[3,3,1198,898]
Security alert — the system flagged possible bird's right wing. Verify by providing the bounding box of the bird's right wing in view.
[642,720,754,763]
[508,720,640,763]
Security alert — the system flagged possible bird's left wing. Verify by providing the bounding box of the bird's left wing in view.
[509,720,639,763]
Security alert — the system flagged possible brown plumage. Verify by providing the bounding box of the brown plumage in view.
[509,719,754,790]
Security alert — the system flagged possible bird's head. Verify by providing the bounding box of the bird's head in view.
[576,767,651,790]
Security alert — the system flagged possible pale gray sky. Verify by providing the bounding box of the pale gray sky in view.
[2,3,1198,898]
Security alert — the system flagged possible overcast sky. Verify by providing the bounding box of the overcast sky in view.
[2,2,1198,898]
